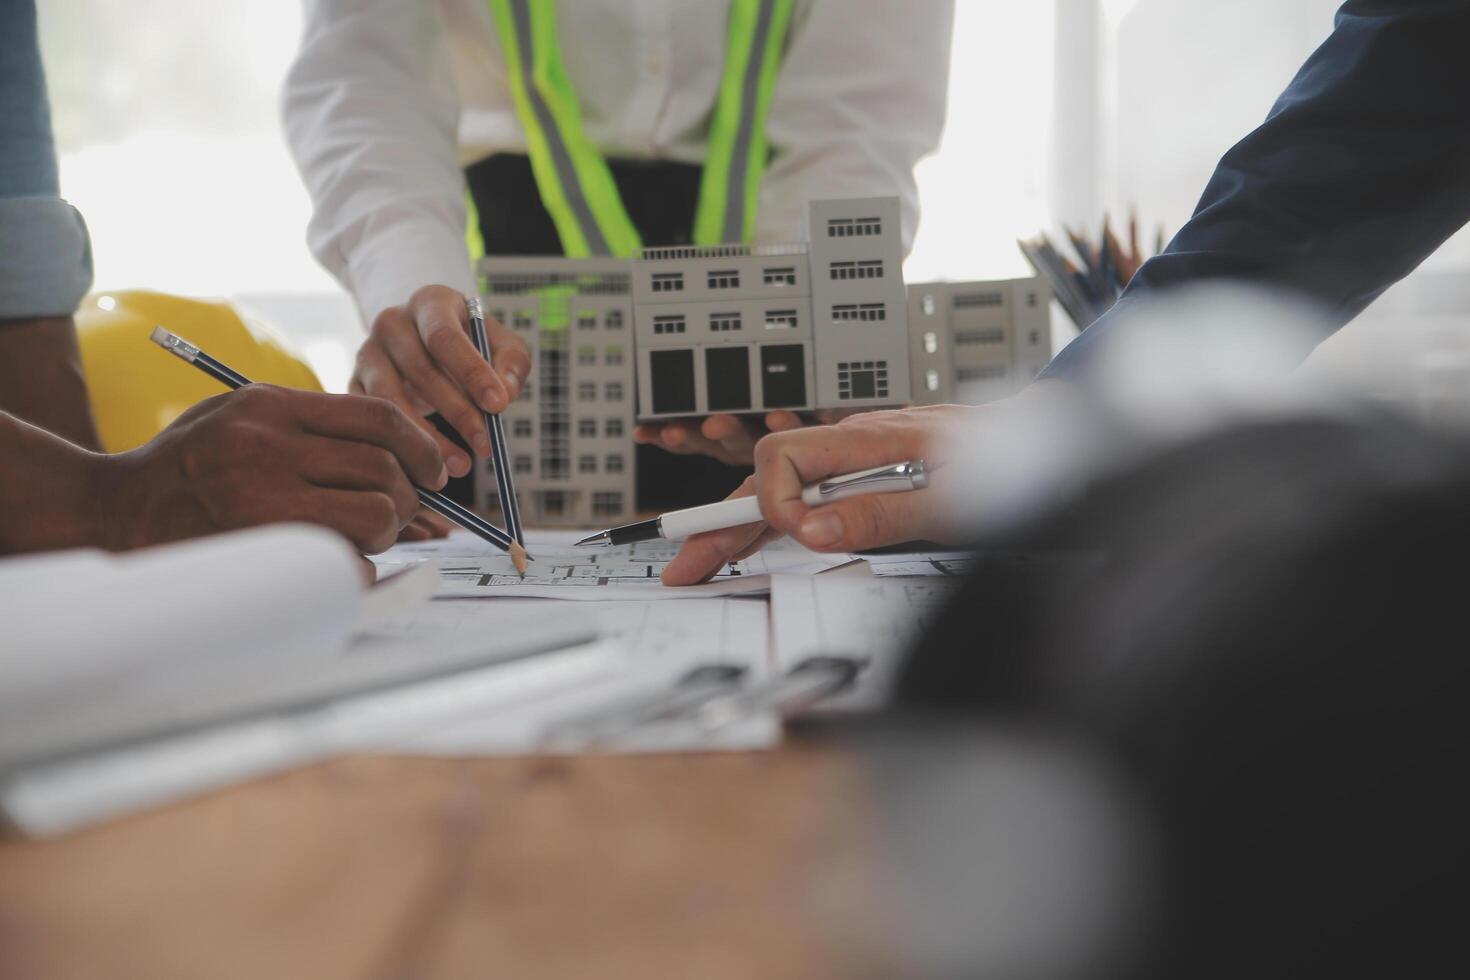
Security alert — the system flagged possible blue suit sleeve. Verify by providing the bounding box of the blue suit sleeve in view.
[1044,0,1470,383]
[0,0,93,318]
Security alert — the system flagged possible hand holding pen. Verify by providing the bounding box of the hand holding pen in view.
[659,405,974,586]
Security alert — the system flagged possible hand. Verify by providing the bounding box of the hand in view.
[97,384,447,555]
[634,410,843,466]
[661,405,980,585]
[351,285,532,479]
[397,506,455,543]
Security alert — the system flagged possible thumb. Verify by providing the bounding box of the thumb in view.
[790,488,940,553]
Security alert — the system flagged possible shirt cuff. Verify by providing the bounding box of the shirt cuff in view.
[0,197,93,319]
[343,226,477,329]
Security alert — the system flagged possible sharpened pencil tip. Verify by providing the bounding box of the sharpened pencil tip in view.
[510,541,528,578]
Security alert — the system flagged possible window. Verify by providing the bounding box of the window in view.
[957,365,1007,382]
[709,311,742,332]
[577,311,598,330]
[512,418,533,438]
[539,491,567,517]
[921,294,937,316]
[1028,329,1041,346]
[518,383,533,401]
[831,303,887,322]
[605,308,625,329]
[512,311,534,330]
[605,418,624,438]
[489,308,507,325]
[923,331,939,354]
[953,291,1004,309]
[826,216,882,237]
[605,346,624,365]
[926,369,941,392]
[762,266,797,287]
[577,381,596,401]
[653,314,686,335]
[576,346,597,365]
[836,360,890,401]
[605,381,624,401]
[513,454,533,474]
[605,454,625,473]
[578,454,597,474]
[651,272,684,293]
[592,491,624,516]
[578,418,597,438]
[829,260,884,280]
[707,269,740,289]
[955,328,1006,346]
[764,309,799,330]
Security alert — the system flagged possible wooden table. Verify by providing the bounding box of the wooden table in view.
[0,743,901,980]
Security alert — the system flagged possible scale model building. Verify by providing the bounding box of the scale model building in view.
[472,197,1053,528]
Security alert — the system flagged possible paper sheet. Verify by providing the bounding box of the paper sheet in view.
[375,529,849,599]
[852,551,981,578]
[770,574,964,711]
[380,597,778,754]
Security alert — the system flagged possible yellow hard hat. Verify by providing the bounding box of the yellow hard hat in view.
[75,290,324,452]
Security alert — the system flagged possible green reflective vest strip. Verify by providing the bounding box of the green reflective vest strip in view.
[488,0,642,257]
[694,0,794,245]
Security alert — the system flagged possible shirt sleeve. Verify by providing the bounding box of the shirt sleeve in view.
[282,0,476,329]
[1043,0,1470,384]
[756,0,954,256]
[0,0,93,319]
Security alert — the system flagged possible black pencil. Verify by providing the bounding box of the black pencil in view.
[149,326,526,559]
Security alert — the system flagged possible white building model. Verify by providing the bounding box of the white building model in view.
[474,197,1051,528]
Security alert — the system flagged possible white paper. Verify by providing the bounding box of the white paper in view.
[852,551,981,578]
[770,574,964,711]
[374,529,849,599]
[381,597,778,754]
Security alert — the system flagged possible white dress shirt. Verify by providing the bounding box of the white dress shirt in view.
[284,0,954,327]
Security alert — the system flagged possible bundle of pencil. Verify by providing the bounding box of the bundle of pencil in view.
[1020,210,1167,330]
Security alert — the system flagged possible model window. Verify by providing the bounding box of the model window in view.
[709,312,742,332]
[952,291,1004,309]
[512,418,533,438]
[605,454,625,473]
[605,346,625,365]
[764,309,799,330]
[707,269,740,290]
[957,365,1007,383]
[605,418,624,438]
[577,381,596,401]
[831,303,887,322]
[513,454,533,474]
[578,418,597,438]
[604,308,625,329]
[578,454,597,474]
[512,311,534,329]
[955,328,1005,346]
[826,216,881,237]
[762,266,797,286]
[577,312,598,330]
[518,382,533,401]
[653,314,687,335]
[836,360,890,401]
[576,346,597,365]
[829,260,883,280]
[605,382,624,401]
[540,490,567,516]
[489,308,507,325]
[651,272,684,292]
[592,491,623,516]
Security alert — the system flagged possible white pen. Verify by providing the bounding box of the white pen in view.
[574,460,928,547]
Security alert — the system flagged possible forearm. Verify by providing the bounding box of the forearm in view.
[0,315,100,449]
[0,410,107,554]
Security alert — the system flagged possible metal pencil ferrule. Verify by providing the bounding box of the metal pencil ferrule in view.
[813,460,928,498]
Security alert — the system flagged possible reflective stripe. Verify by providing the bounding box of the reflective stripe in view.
[483,0,790,254]
[695,0,794,245]
[489,0,640,256]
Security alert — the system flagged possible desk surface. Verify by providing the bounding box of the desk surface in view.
[0,745,899,980]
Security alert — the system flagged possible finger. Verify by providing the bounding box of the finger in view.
[791,487,943,553]
[764,411,805,432]
[727,525,785,564]
[753,413,930,536]
[378,312,493,460]
[283,389,448,491]
[398,520,432,542]
[293,435,421,526]
[414,507,455,537]
[251,485,403,555]
[661,477,762,585]
[355,341,471,477]
[408,286,509,414]
[700,415,759,464]
[485,315,531,402]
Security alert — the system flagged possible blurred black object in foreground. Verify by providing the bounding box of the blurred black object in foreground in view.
[889,412,1470,979]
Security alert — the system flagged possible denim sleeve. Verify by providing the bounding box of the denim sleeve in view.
[0,0,94,318]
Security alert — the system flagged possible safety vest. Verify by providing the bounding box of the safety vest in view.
[471,0,795,260]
